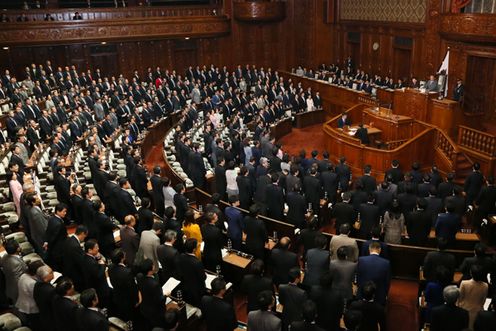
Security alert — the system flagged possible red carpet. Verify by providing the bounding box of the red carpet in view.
[277,124,327,157]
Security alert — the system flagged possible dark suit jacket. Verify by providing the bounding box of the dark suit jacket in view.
[52,295,79,331]
[138,275,166,328]
[357,203,380,238]
[303,248,330,287]
[201,295,238,331]
[81,254,111,305]
[279,283,308,326]
[243,216,268,260]
[354,127,369,144]
[435,212,461,244]
[430,304,469,331]
[290,321,325,331]
[53,173,71,205]
[120,226,140,266]
[215,165,227,196]
[76,307,109,331]
[359,175,377,194]
[309,285,343,331]
[108,263,139,319]
[45,215,68,269]
[270,248,299,286]
[150,174,164,214]
[136,207,154,235]
[303,175,321,210]
[423,250,456,282]
[33,282,56,331]
[332,202,356,231]
[62,236,85,291]
[266,184,284,220]
[241,274,273,312]
[357,254,390,305]
[286,192,307,228]
[173,193,188,222]
[116,188,137,222]
[474,310,496,331]
[348,299,386,331]
[177,253,207,306]
[321,171,338,202]
[406,209,432,246]
[94,211,116,256]
[237,175,253,210]
[201,223,224,271]
[476,185,496,216]
[157,244,179,283]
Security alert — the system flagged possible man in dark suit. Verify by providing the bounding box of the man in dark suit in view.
[384,160,403,184]
[430,286,469,331]
[406,198,432,246]
[348,281,386,331]
[475,176,496,219]
[453,79,464,102]
[177,238,207,307]
[457,243,491,281]
[76,288,109,331]
[45,203,68,271]
[426,187,444,226]
[266,173,284,220]
[237,166,253,210]
[269,237,299,287]
[336,157,352,191]
[356,242,390,305]
[437,172,457,200]
[157,230,179,284]
[290,300,326,331]
[464,162,485,206]
[279,267,308,330]
[108,249,140,322]
[309,272,343,331]
[138,259,166,329]
[201,277,238,331]
[360,226,389,260]
[33,265,56,331]
[286,184,308,229]
[357,195,380,239]
[354,123,369,145]
[81,239,111,308]
[337,113,351,128]
[62,225,88,292]
[115,178,138,223]
[303,168,322,213]
[302,235,330,288]
[240,259,273,313]
[52,278,79,331]
[359,165,377,195]
[474,300,496,331]
[435,202,461,245]
[173,183,188,222]
[189,143,206,188]
[423,237,456,282]
[332,192,356,233]
[150,166,165,216]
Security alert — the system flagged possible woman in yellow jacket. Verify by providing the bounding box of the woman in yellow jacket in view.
[182,209,202,259]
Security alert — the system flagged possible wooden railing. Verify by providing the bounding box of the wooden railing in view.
[0,4,221,22]
[386,139,408,150]
[457,125,496,157]
[436,128,459,164]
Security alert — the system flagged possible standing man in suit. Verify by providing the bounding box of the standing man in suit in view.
[269,237,299,287]
[279,267,308,330]
[137,259,166,329]
[52,278,79,331]
[247,291,281,331]
[336,157,352,191]
[406,198,432,246]
[157,230,179,284]
[33,265,56,331]
[108,249,140,323]
[430,286,469,331]
[435,202,461,245]
[332,192,356,233]
[243,205,268,260]
[76,288,109,331]
[329,247,357,302]
[201,277,238,331]
[423,237,456,282]
[303,167,322,213]
[173,183,188,222]
[330,223,359,262]
[302,235,330,288]
[0,239,28,304]
[337,113,351,128]
[201,212,224,272]
[44,203,68,271]
[356,242,391,305]
[115,178,138,223]
[120,215,140,267]
[359,165,377,194]
[225,195,244,250]
[348,282,386,331]
[354,123,370,145]
[357,195,380,239]
[266,173,285,220]
[453,79,464,102]
[81,239,111,308]
[150,166,165,216]
[464,162,485,206]
[62,225,88,291]
[177,238,207,306]
[138,222,163,272]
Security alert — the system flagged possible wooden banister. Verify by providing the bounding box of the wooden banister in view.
[435,128,459,165]
[457,125,496,157]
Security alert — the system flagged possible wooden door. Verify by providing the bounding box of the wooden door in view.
[393,48,412,81]
[464,55,496,120]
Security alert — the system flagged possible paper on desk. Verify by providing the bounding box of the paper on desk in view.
[113,230,120,240]
[221,248,229,258]
[162,277,181,295]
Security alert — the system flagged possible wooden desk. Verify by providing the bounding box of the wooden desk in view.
[270,117,292,141]
[362,108,414,141]
[393,88,438,122]
[429,98,461,137]
[223,251,252,269]
[420,269,463,284]
[295,109,325,128]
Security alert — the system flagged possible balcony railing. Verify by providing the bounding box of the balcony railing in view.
[463,0,496,13]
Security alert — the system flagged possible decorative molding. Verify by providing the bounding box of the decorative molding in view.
[0,16,230,45]
[439,14,496,42]
[233,1,286,22]
[338,0,427,24]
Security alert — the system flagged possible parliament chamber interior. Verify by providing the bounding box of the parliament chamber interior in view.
[0,0,495,330]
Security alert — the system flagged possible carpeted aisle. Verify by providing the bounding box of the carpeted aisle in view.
[387,280,419,331]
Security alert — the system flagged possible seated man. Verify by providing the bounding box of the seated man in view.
[337,113,351,128]
[354,123,369,145]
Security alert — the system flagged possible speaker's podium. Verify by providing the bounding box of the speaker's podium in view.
[393,88,462,137]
